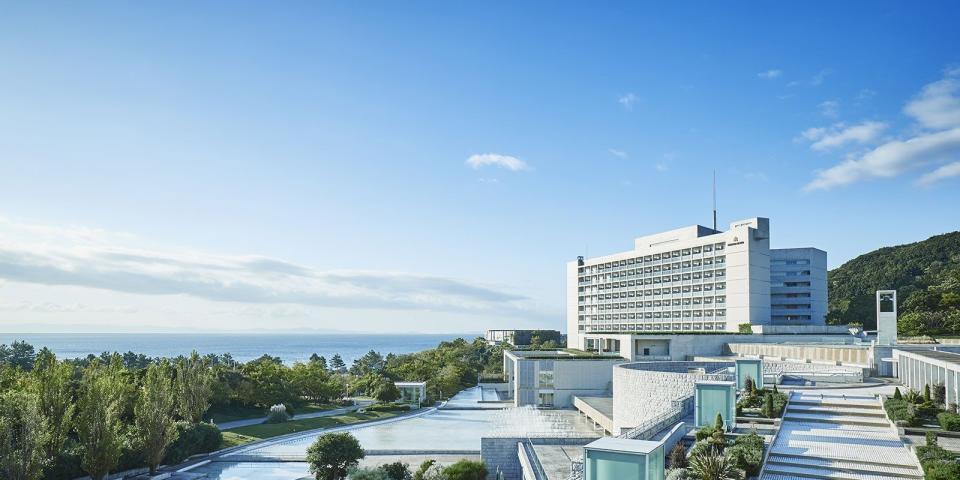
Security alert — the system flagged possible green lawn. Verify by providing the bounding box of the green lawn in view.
[205,402,339,424]
[220,431,260,449]
[227,410,399,440]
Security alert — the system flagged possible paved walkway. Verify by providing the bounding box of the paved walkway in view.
[216,400,373,430]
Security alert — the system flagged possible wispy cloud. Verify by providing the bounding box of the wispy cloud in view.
[799,121,888,151]
[811,68,832,86]
[608,148,628,158]
[917,161,960,186]
[0,218,538,317]
[743,172,769,182]
[757,69,782,80]
[805,68,960,190]
[465,153,529,171]
[618,92,639,110]
[655,163,669,172]
[818,100,840,118]
[857,89,877,101]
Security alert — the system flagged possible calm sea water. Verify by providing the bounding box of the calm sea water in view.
[0,333,476,364]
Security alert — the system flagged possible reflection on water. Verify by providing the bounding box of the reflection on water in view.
[189,462,309,480]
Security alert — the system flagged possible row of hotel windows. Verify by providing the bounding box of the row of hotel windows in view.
[580,322,729,332]
[579,257,726,282]
[579,308,727,321]
[581,296,727,311]
[771,259,810,266]
[771,304,813,310]
[771,281,812,288]
[580,268,727,289]
[579,282,726,301]
[577,242,727,275]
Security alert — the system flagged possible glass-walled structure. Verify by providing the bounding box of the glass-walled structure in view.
[583,437,665,480]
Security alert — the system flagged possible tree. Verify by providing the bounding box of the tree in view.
[175,351,214,422]
[380,461,411,480]
[688,447,738,480]
[311,354,329,372]
[307,432,365,480]
[0,389,50,480]
[77,363,126,480]
[374,379,401,403]
[894,387,903,400]
[350,351,386,376]
[135,361,180,475]
[30,351,75,468]
[0,341,37,371]
[443,460,487,480]
[413,460,437,480]
[330,354,347,372]
[714,412,724,430]
[925,384,932,402]
[293,361,335,403]
[242,357,295,407]
[761,393,776,418]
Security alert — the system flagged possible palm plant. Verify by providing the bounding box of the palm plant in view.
[689,447,739,480]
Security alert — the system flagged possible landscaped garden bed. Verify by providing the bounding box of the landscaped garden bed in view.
[736,379,787,419]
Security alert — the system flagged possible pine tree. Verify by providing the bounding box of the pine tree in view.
[175,351,213,422]
[893,387,902,400]
[714,412,724,430]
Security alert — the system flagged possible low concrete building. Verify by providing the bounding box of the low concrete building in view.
[893,349,960,405]
[503,350,627,408]
[486,329,563,346]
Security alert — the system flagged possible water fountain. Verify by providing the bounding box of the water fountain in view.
[489,405,580,437]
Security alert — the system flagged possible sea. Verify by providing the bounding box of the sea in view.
[0,332,476,364]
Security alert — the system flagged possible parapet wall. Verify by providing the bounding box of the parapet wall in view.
[726,342,870,367]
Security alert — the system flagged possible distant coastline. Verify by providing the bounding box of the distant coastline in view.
[1,332,477,364]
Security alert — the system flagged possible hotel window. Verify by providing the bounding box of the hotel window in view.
[715,243,725,250]
[704,245,713,253]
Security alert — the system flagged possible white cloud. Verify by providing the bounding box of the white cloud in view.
[917,161,960,186]
[805,127,960,190]
[903,68,960,129]
[805,68,960,190]
[655,163,669,172]
[618,92,639,110]
[465,153,529,171]
[857,89,877,101]
[757,69,782,80]
[799,121,888,151]
[0,218,538,317]
[818,100,840,118]
[608,148,628,158]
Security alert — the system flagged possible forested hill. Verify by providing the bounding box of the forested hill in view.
[827,231,960,333]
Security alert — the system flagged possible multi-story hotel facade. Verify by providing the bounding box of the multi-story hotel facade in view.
[566,217,826,350]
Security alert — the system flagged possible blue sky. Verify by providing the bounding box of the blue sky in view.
[1,2,959,333]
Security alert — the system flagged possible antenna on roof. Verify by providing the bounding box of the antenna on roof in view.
[712,170,717,231]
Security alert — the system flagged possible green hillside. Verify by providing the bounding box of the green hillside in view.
[827,231,960,335]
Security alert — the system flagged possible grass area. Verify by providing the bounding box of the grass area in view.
[205,402,339,424]
[227,410,400,439]
[220,431,260,449]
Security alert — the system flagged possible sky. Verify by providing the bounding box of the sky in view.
[1,2,959,334]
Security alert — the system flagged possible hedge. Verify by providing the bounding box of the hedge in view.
[937,412,960,431]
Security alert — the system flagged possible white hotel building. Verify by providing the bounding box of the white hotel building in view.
[566,217,826,350]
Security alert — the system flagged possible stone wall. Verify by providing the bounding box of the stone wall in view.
[612,361,732,432]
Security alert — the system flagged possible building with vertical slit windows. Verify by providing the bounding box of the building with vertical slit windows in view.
[566,217,826,351]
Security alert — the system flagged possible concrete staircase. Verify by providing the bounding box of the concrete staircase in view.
[761,392,923,480]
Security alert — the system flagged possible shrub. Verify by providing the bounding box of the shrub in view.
[917,443,956,463]
[725,443,762,477]
[668,442,688,469]
[347,466,388,480]
[164,422,223,464]
[933,383,946,405]
[696,426,721,441]
[761,393,775,418]
[365,403,412,413]
[265,403,290,424]
[688,440,712,458]
[738,323,753,334]
[283,402,296,418]
[666,468,691,480]
[937,412,960,431]
[926,431,938,447]
[922,460,960,480]
[734,432,764,451]
[905,389,922,404]
[379,461,412,480]
[413,460,438,480]
[924,384,932,402]
[714,412,724,430]
[442,459,487,480]
[884,398,919,426]
[893,387,902,400]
